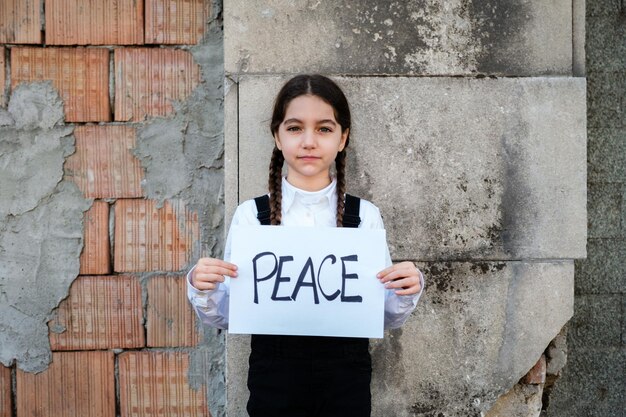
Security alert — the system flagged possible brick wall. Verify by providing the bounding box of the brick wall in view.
[0,1,214,416]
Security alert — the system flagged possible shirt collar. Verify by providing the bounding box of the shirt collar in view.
[281,177,337,213]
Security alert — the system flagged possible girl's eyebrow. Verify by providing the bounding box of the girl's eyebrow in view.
[283,118,337,126]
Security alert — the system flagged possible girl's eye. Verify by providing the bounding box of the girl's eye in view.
[319,127,332,133]
[286,126,301,132]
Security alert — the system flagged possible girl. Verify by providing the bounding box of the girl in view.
[187,74,424,417]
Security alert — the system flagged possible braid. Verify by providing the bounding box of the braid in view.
[335,150,347,227]
[268,146,284,225]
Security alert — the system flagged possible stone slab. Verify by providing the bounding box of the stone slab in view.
[236,76,587,261]
[588,182,623,239]
[225,0,572,76]
[587,71,626,129]
[572,0,585,76]
[224,76,239,225]
[485,383,543,417]
[622,294,626,348]
[575,238,626,294]
[587,15,626,73]
[227,260,574,416]
[568,294,623,349]
[587,0,623,16]
[546,347,626,417]
[588,128,626,183]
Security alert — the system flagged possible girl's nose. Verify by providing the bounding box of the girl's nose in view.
[301,130,316,148]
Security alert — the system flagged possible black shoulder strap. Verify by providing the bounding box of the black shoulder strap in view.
[343,193,361,228]
[253,193,362,227]
[254,195,271,225]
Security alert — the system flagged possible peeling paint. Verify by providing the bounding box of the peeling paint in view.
[0,82,91,372]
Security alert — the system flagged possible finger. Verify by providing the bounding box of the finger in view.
[394,285,421,296]
[376,265,396,278]
[196,265,238,278]
[378,266,416,283]
[390,278,422,294]
[194,273,228,284]
[384,276,418,290]
[198,258,238,271]
[377,262,416,280]
[193,281,219,291]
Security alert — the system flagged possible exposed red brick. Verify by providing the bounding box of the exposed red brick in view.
[145,0,211,45]
[65,125,144,198]
[46,0,144,45]
[114,48,200,121]
[114,199,199,272]
[522,354,547,385]
[118,351,209,417]
[48,276,144,350]
[0,47,5,107]
[11,47,110,122]
[0,0,42,44]
[16,351,115,417]
[79,200,111,274]
[147,275,200,347]
[0,365,11,417]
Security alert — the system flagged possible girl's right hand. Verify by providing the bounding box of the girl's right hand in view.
[191,258,238,291]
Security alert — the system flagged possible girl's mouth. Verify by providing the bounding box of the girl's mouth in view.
[298,156,320,161]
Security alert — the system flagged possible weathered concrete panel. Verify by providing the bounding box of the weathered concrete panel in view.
[237,76,587,260]
[225,0,572,76]
[227,261,574,416]
[372,261,573,416]
[484,384,543,417]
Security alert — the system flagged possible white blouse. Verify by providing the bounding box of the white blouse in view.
[187,177,424,331]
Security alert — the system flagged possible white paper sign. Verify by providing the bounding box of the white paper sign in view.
[229,225,387,338]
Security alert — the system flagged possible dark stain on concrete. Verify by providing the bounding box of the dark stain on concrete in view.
[468,1,532,74]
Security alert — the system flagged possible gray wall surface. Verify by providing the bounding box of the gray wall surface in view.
[224,1,587,416]
[225,0,573,76]
[0,83,91,372]
[546,2,626,416]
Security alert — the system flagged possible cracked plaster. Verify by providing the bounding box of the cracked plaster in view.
[0,82,91,372]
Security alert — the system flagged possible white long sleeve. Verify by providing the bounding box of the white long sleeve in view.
[187,177,424,331]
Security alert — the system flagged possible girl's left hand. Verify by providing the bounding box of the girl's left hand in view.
[377,261,423,296]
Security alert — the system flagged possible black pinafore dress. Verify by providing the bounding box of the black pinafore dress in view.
[246,194,372,417]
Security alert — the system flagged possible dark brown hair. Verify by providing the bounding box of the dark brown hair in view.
[268,74,352,226]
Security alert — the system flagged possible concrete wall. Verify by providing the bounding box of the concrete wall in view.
[0,1,596,416]
[224,1,586,416]
[545,3,626,416]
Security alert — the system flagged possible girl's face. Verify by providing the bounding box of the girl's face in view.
[274,94,349,191]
